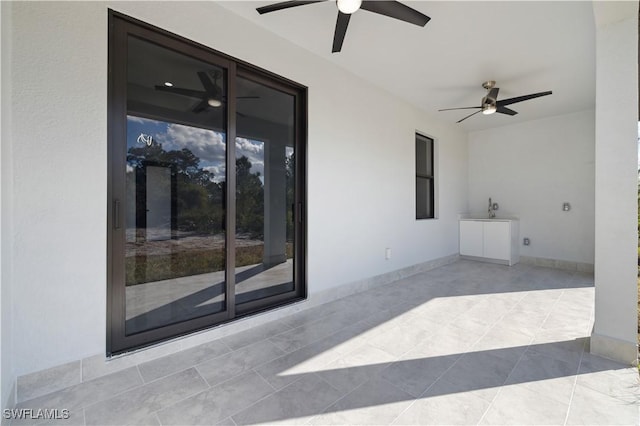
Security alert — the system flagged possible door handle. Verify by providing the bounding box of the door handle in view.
[113,199,121,230]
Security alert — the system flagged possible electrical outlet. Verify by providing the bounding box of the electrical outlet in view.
[523,238,530,246]
[385,248,392,260]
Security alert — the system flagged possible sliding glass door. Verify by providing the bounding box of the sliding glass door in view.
[234,75,298,312]
[108,12,306,355]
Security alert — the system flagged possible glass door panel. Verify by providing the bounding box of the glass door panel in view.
[234,76,295,305]
[124,36,228,335]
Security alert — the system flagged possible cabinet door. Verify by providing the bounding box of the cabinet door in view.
[460,221,484,257]
[483,222,511,260]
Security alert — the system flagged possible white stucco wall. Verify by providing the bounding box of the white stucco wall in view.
[468,110,596,265]
[3,1,468,377]
[591,1,638,364]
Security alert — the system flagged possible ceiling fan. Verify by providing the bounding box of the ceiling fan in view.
[155,71,258,113]
[256,0,430,53]
[439,81,553,123]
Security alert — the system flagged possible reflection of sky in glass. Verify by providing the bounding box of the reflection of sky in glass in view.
[126,116,266,182]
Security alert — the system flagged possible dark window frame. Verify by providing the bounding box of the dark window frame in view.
[415,133,435,220]
[107,10,307,355]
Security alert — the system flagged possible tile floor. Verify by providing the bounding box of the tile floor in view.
[13,260,640,425]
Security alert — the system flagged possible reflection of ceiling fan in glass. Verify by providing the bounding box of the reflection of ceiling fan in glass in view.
[155,71,258,113]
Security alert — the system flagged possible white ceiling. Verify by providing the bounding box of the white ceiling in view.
[218,1,596,131]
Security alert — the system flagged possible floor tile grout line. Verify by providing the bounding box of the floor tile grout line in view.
[42,365,148,416]
[143,373,214,425]
[267,314,381,359]
[137,341,234,384]
[306,371,385,423]
[562,339,588,426]
[154,368,280,425]
[83,365,207,418]
[250,368,279,392]
[222,323,295,351]
[475,333,536,425]
[226,374,312,424]
[191,346,291,389]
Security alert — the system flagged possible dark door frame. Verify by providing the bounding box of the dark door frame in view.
[107,10,307,356]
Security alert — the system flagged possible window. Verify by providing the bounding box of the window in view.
[416,133,435,219]
[107,11,307,355]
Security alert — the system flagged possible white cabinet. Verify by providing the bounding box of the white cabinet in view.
[459,220,484,257]
[459,219,519,266]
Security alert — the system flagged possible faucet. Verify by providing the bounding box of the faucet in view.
[488,197,496,218]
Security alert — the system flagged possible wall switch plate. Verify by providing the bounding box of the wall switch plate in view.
[385,248,391,260]
[523,238,530,246]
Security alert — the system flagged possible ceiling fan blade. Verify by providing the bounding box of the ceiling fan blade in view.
[487,87,499,100]
[192,99,209,113]
[456,110,482,123]
[197,72,218,97]
[155,85,206,99]
[332,12,351,53]
[497,91,552,107]
[360,1,430,26]
[496,106,518,116]
[257,1,325,14]
[438,106,481,112]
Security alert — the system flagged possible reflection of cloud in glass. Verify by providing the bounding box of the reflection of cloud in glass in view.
[157,124,227,166]
[126,116,269,182]
[203,165,225,182]
[236,137,264,177]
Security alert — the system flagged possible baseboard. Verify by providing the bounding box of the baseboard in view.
[15,253,460,400]
[519,255,594,273]
[590,332,638,366]
[308,254,460,306]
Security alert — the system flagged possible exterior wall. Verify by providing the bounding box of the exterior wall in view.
[591,2,638,364]
[3,1,468,377]
[1,0,16,414]
[468,110,596,265]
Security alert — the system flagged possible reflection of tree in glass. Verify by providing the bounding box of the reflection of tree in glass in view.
[127,144,225,234]
[236,155,264,239]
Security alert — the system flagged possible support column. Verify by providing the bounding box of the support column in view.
[591,1,638,365]
[263,142,287,267]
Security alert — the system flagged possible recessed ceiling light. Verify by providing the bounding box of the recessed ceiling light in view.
[164,82,173,87]
[207,98,222,108]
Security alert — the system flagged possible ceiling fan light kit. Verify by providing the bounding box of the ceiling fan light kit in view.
[256,0,430,53]
[438,80,552,123]
[482,104,496,115]
[336,0,362,14]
